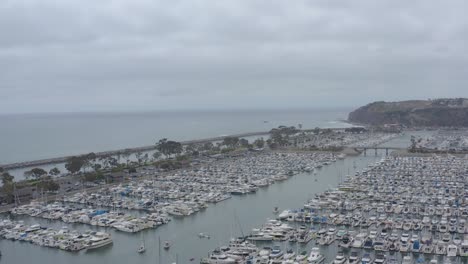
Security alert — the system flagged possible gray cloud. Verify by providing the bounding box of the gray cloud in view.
[1,0,468,113]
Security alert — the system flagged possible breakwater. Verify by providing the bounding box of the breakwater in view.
[0,131,270,170]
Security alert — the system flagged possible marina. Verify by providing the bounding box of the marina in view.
[1,149,372,263]
[3,131,465,264]
[201,152,468,264]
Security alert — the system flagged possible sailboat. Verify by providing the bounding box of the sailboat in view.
[137,239,146,253]
[273,206,279,214]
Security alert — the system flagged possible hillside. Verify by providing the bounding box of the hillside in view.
[348,98,468,127]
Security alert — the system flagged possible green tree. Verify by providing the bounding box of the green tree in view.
[152,151,162,161]
[25,168,47,179]
[201,142,214,151]
[1,172,14,185]
[135,151,143,165]
[37,176,60,192]
[222,137,239,148]
[65,156,86,174]
[49,167,61,176]
[156,138,183,157]
[266,138,278,149]
[254,138,265,148]
[185,143,196,154]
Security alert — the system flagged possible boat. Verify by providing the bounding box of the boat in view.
[361,253,373,264]
[332,251,347,264]
[447,244,457,257]
[374,254,385,264]
[308,247,325,264]
[273,207,279,214]
[137,241,146,253]
[201,249,237,264]
[412,240,421,252]
[199,233,211,239]
[460,241,468,257]
[270,246,283,259]
[401,256,413,264]
[163,240,171,250]
[339,235,352,248]
[347,251,360,264]
[86,232,113,250]
[295,251,308,262]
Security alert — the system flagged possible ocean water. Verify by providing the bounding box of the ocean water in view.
[0,108,352,164]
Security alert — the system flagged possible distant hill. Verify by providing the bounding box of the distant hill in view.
[348,98,468,127]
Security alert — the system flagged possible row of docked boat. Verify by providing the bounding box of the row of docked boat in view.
[11,202,170,233]
[0,219,112,252]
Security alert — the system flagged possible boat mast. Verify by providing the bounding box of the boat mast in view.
[158,236,161,264]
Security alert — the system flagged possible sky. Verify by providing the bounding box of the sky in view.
[1,0,468,114]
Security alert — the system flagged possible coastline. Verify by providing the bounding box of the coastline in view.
[1,127,355,170]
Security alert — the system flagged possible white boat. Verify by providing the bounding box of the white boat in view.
[401,256,413,264]
[346,251,360,264]
[270,246,283,259]
[201,250,236,264]
[295,251,308,262]
[137,241,146,253]
[87,233,113,250]
[308,247,325,264]
[447,244,457,257]
[460,241,468,257]
[332,251,347,264]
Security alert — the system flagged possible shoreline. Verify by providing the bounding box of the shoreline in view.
[0,130,270,170]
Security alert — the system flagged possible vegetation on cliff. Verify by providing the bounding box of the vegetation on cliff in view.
[348,98,468,127]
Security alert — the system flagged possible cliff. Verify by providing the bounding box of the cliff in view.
[348,98,468,127]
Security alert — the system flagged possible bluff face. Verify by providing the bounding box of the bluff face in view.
[348,98,468,127]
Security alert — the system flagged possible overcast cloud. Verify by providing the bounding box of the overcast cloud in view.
[1,0,468,113]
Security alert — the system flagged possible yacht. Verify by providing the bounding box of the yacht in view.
[352,233,366,248]
[270,246,283,259]
[86,232,113,250]
[347,251,360,264]
[447,244,457,257]
[295,251,308,262]
[332,251,347,264]
[201,249,237,264]
[460,241,468,257]
[339,235,352,248]
[308,247,325,264]
[361,253,373,264]
[374,254,385,264]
